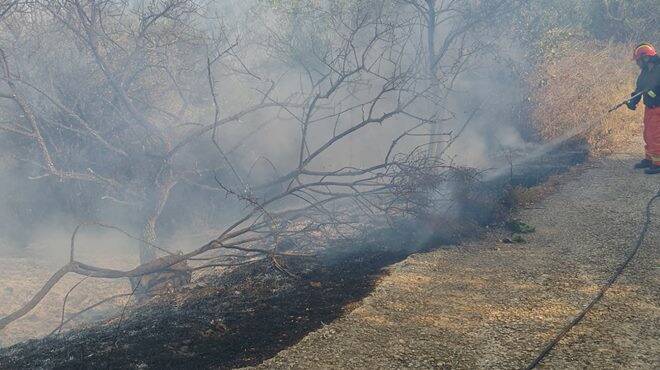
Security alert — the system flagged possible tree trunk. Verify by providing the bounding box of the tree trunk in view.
[138,177,177,264]
[426,3,441,158]
[140,218,159,263]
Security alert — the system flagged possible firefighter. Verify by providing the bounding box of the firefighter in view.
[627,43,660,174]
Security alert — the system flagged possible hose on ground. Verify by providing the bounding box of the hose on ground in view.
[525,187,660,370]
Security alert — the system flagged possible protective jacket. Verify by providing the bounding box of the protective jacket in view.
[630,55,660,108]
[630,55,660,166]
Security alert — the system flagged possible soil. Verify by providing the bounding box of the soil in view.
[253,153,659,369]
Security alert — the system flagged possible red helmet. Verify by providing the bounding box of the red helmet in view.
[633,43,656,61]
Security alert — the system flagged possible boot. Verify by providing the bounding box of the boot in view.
[644,164,660,175]
[634,159,652,169]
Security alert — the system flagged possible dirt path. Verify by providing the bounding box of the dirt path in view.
[252,154,659,369]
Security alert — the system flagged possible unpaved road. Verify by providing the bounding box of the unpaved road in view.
[252,154,659,369]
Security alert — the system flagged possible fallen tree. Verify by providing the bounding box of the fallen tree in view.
[0,0,522,338]
[0,0,459,333]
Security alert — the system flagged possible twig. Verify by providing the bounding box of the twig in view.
[56,276,89,335]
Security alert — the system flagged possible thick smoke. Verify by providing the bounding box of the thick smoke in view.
[0,0,531,256]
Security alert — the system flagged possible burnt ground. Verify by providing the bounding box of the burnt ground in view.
[1,218,471,370]
[0,139,591,369]
[0,244,413,369]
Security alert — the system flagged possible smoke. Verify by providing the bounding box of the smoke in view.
[0,0,536,256]
[443,59,530,168]
[0,0,553,348]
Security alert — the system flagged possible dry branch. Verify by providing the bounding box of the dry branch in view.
[0,0,471,336]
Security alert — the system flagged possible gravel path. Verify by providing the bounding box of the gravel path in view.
[251,154,659,369]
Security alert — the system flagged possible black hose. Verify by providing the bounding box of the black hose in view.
[524,188,660,370]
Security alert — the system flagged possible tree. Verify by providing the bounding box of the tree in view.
[0,0,274,263]
[0,0,460,332]
[398,0,519,157]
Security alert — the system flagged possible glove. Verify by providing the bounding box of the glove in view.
[626,100,637,110]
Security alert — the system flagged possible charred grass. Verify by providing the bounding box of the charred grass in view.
[0,230,429,369]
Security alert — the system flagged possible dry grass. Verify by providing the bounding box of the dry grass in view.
[0,252,132,347]
[528,40,642,155]
[510,181,560,208]
[509,163,589,209]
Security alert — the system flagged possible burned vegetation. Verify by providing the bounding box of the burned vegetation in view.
[0,0,567,368]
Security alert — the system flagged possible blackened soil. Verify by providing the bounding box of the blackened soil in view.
[0,241,414,370]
